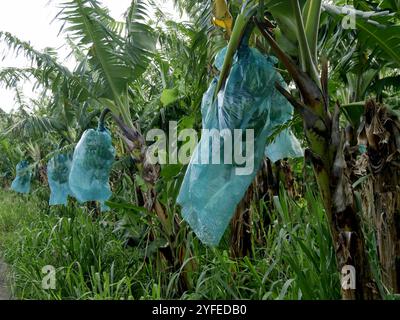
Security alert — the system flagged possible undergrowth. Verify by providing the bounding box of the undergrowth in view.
[0,188,341,300]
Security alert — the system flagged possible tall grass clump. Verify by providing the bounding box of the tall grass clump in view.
[172,188,341,300]
[0,190,147,299]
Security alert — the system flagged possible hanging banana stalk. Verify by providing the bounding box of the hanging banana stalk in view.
[215,1,257,96]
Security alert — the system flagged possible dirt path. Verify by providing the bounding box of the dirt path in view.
[0,259,11,300]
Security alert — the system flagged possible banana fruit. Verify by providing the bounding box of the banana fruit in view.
[212,0,233,37]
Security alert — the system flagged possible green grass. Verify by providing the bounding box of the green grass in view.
[0,190,144,299]
[0,188,341,300]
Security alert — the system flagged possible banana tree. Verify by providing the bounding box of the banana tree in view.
[318,0,400,296]
[212,0,400,299]
[56,0,200,289]
[55,0,164,211]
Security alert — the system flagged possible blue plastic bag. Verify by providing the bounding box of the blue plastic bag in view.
[177,45,302,246]
[265,129,303,163]
[47,153,73,206]
[69,127,115,203]
[100,201,110,212]
[11,160,32,194]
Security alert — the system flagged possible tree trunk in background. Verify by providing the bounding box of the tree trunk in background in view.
[326,124,379,300]
[114,116,194,293]
[230,159,296,258]
[38,164,48,186]
[358,100,400,294]
[276,160,297,198]
[230,159,273,258]
[230,185,253,258]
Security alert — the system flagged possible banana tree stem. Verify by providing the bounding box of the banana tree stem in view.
[215,13,252,97]
[291,0,320,85]
[98,108,111,131]
[304,0,322,65]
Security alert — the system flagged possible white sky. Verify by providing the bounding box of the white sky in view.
[0,0,179,113]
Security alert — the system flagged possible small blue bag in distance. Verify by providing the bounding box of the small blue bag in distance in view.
[11,160,32,194]
[47,153,73,206]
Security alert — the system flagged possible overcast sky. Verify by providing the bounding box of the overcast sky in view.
[0,0,178,113]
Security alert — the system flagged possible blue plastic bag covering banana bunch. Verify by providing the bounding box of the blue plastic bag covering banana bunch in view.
[47,153,73,206]
[177,45,303,246]
[69,127,115,204]
[11,160,32,194]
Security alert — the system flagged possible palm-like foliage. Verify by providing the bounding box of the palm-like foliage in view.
[57,0,155,126]
[323,1,400,68]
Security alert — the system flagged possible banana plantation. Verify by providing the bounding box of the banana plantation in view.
[0,0,400,301]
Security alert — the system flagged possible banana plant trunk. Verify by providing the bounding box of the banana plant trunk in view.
[112,115,194,292]
[230,159,297,258]
[256,20,379,299]
[230,160,274,258]
[358,100,400,294]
